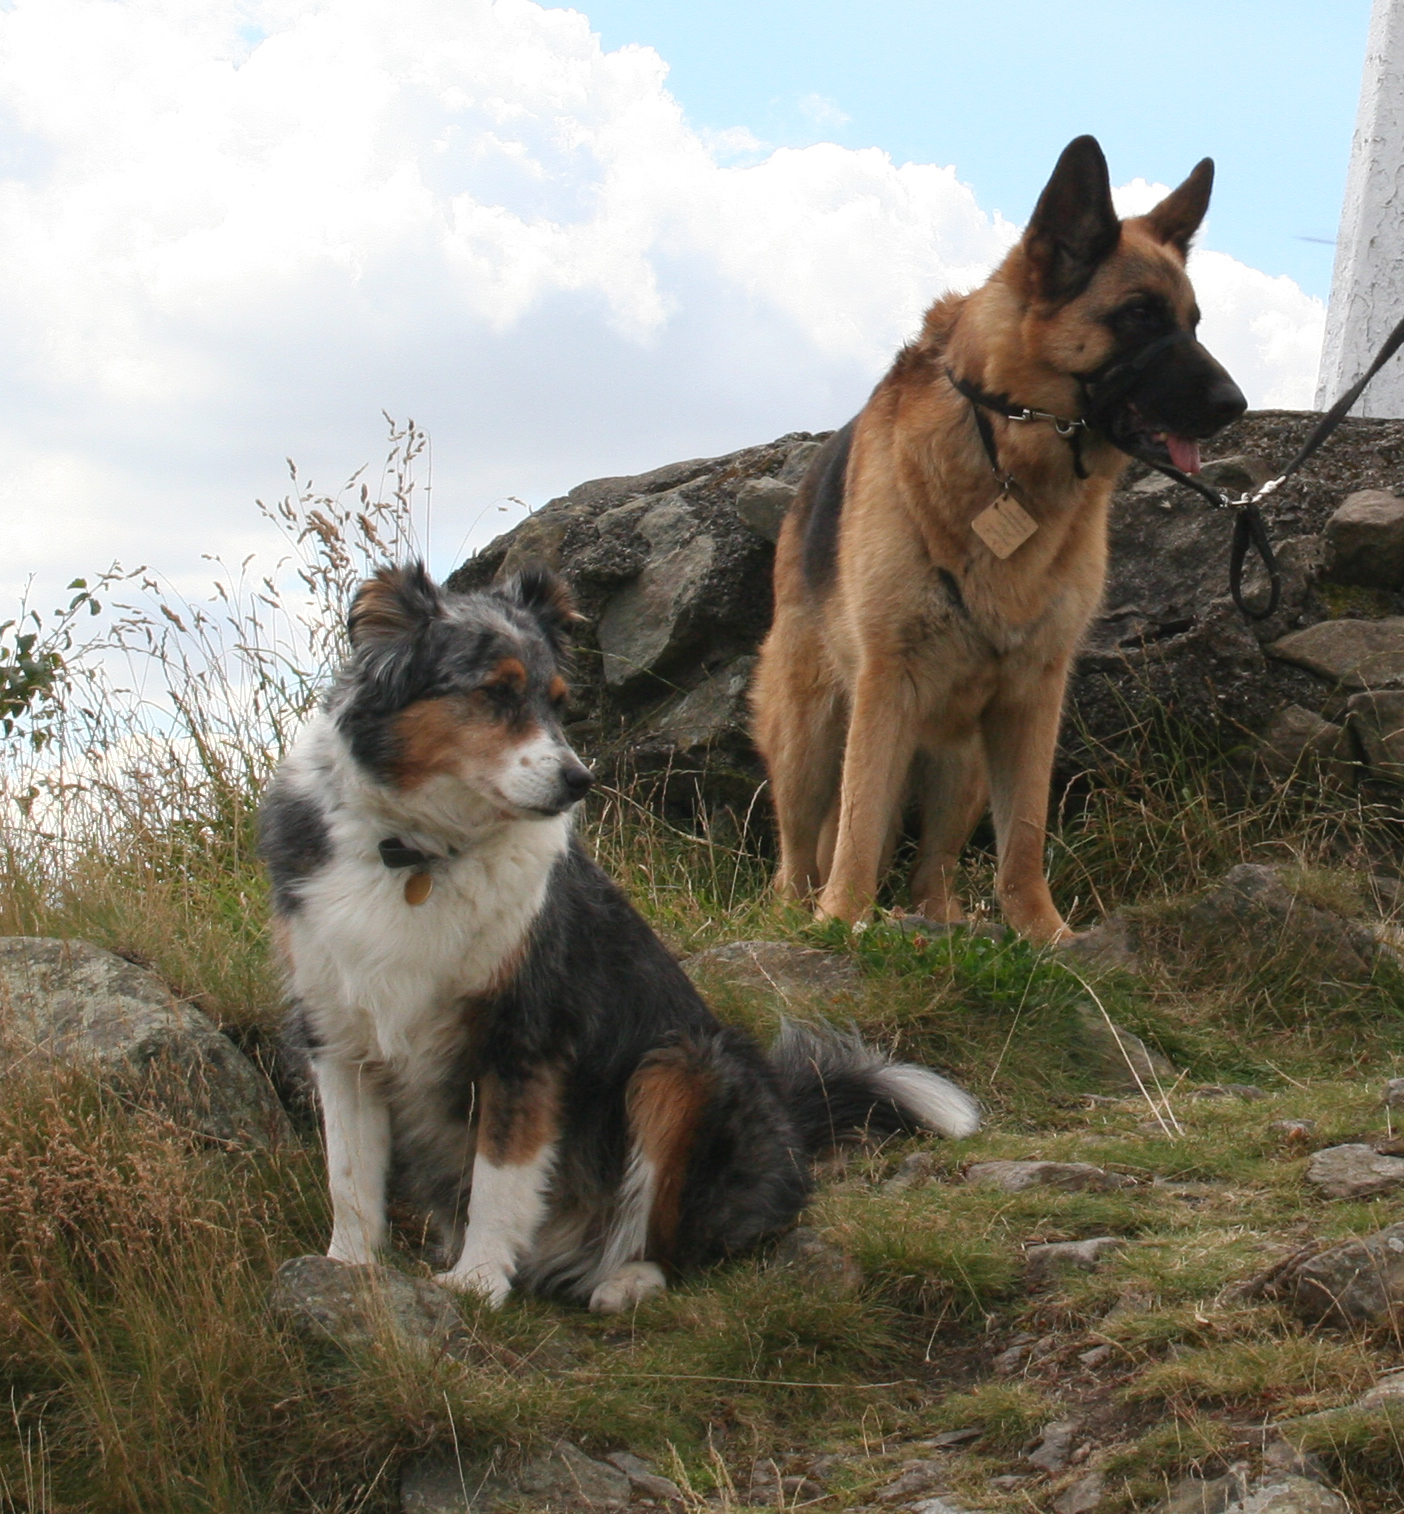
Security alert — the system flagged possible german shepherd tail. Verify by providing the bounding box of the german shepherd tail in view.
[770,1020,981,1153]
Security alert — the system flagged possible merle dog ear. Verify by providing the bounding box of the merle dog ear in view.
[1023,135,1121,302]
[1141,158,1213,259]
[347,561,444,648]
[501,564,581,650]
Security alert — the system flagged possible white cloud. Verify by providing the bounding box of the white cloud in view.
[797,93,851,130]
[0,0,1325,605]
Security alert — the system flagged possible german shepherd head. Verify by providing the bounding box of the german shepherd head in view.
[942,134,1245,474]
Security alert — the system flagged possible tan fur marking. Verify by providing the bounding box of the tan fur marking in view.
[548,675,568,703]
[391,696,535,790]
[484,657,527,693]
[477,1069,561,1165]
[628,1052,710,1258]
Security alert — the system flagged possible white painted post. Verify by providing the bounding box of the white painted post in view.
[1316,0,1404,417]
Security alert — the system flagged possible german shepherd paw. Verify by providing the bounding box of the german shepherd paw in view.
[589,1261,667,1314]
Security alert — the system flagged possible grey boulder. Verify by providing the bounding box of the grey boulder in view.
[1324,489,1404,589]
[0,936,288,1146]
[270,1256,463,1356]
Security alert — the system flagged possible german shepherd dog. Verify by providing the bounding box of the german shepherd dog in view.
[260,564,978,1312]
[752,136,1246,942]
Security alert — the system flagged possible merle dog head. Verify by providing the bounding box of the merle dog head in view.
[1003,134,1247,472]
[334,562,593,818]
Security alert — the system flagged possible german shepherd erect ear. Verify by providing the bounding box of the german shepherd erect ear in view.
[1023,135,1120,303]
[347,561,445,648]
[1140,158,1214,260]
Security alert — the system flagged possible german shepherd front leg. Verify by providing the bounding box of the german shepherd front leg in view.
[816,665,920,924]
[981,661,1071,942]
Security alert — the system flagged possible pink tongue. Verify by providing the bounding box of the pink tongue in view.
[1166,435,1201,473]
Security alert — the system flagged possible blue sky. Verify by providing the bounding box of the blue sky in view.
[0,0,1364,600]
[584,0,1369,298]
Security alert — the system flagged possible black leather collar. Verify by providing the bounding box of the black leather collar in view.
[379,837,442,870]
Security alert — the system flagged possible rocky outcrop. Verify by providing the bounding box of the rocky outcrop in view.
[0,936,289,1146]
[447,412,1404,820]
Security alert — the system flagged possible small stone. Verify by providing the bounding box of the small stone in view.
[1356,1370,1404,1408]
[989,1475,1034,1489]
[991,1342,1034,1376]
[911,1499,981,1514]
[1267,617,1404,690]
[964,1160,1132,1193]
[1305,1142,1404,1199]
[1269,1120,1317,1145]
[1385,1078,1404,1109]
[515,1442,631,1508]
[927,1428,983,1448]
[1324,489,1404,589]
[734,476,797,542]
[1078,1344,1113,1368]
[1053,1473,1104,1514]
[1025,1237,1127,1283]
[1156,1471,1250,1514]
[1072,1004,1176,1094]
[1287,1220,1404,1326]
[1255,705,1353,779]
[1346,689,1404,784]
[767,1227,864,1294]
[885,1150,940,1191]
[683,940,862,1002]
[605,1453,685,1504]
[1025,1420,1080,1474]
[400,1451,502,1513]
[1229,1475,1349,1514]
[271,1256,463,1356]
[875,1459,946,1503]
[1260,1438,1332,1486]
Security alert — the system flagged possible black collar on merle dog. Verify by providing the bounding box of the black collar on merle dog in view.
[379,837,446,869]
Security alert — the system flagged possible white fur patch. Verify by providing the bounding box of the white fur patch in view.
[589,1261,667,1314]
[491,728,581,814]
[874,1063,981,1139]
[436,1144,558,1306]
[316,1057,392,1264]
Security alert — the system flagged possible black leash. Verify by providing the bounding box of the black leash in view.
[1134,309,1404,619]
[949,309,1404,621]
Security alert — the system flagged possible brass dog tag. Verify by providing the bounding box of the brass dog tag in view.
[404,872,433,906]
[972,493,1038,559]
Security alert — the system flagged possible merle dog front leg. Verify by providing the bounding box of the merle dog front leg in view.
[315,1056,391,1264]
[436,1071,560,1307]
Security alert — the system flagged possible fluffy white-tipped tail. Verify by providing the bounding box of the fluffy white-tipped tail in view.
[769,1020,981,1153]
[872,1063,981,1140]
